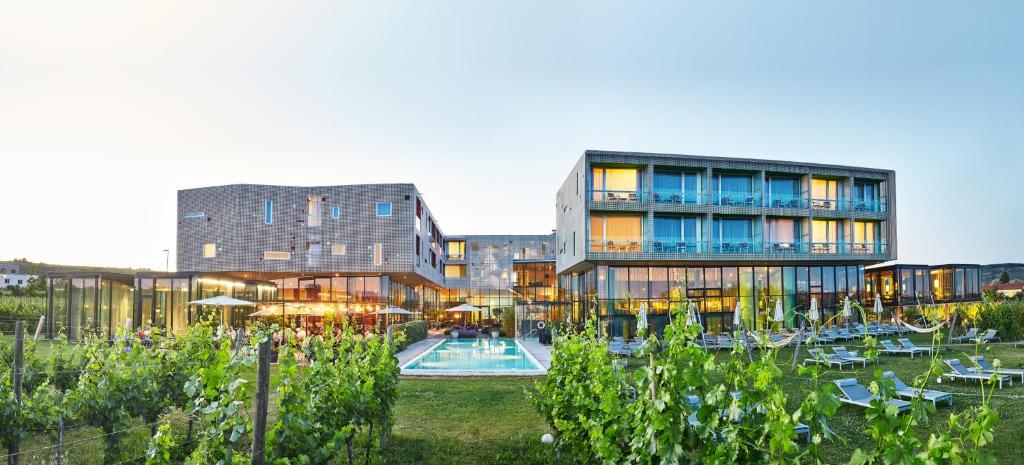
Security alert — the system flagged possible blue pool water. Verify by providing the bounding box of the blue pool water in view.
[403,338,544,372]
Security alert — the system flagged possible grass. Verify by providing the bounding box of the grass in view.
[4,333,1024,464]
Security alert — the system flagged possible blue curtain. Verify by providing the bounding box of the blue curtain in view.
[719,175,752,193]
[769,178,798,196]
[654,172,681,191]
[717,219,751,240]
[654,217,681,239]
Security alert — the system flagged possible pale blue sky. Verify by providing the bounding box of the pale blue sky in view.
[2,1,1022,270]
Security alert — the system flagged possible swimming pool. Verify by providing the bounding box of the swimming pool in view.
[401,338,546,375]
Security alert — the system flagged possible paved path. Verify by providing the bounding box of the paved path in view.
[518,339,552,369]
[396,338,443,366]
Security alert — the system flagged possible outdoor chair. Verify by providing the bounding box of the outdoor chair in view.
[943,359,1011,389]
[969,355,1024,382]
[975,329,1000,343]
[897,338,933,357]
[879,340,914,357]
[832,346,871,367]
[950,328,978,343]
[833,378,911,413]
[881,371,953,407]
[697,333,721,349]
[837,328,859,340]
[805,348,854,369]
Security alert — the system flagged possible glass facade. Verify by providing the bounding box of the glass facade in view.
[564,264,867,338]
[865,264,980,306]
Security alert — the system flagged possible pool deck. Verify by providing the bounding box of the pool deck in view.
[396,337,551,376]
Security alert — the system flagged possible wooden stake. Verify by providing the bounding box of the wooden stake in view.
[250,338,271,465]
[10,320,24,465]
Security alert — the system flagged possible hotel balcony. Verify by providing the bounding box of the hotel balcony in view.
[765,194,806,209]
[652,189,702,205]
[589,189,643,205]
[586,238,887,257]
[711,191,760,207]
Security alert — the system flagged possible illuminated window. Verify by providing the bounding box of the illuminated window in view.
[376,202,392,217]
[307,196,321,226]
[331,244,346,255]
[264,251,291,260]
[445,264,467,278]
[446,241,466,260]
[202,243,216,258]
[589,214,643,253]
[373,243,383,265]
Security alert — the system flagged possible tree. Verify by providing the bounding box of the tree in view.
[998,270,1010,284]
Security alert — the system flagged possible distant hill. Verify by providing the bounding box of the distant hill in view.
[1,259,151,276]
[981,263,1024,285]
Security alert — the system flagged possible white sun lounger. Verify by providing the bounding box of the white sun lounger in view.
[881,371,953,406]
[805,348,854,369]
[943,359,1011,389]
[833,378,911,412]
[969,355,1024,382]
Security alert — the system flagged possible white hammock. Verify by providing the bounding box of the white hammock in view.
[895,316,948,334]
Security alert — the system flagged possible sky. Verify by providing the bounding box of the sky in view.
[1,1,1022,271]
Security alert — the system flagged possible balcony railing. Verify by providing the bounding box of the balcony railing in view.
[650,238,704,253]
[446,253,465,261]
[589,239,645,253]
[652,189,702,205]
[712,191,760,207]
[851,199,885,212]
[765,194,806,209]
[587,239,886,255]
[810,198,841,211]
[590,189,646,203]
[763,241,805,253]
[712,240,761,254]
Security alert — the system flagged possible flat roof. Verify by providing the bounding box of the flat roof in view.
[585,149,894,175]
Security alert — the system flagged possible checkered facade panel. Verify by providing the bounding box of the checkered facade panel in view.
[177,184,447,286]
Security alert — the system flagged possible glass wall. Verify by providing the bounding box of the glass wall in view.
[811,178,842,210]
[591,167,641,202]
[571,264,866,338]
[590,214,644,253]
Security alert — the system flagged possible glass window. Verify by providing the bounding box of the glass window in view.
[654,216,681,240]
[590,214,643,252]
[307,196,321,226]
[264,251,290,260]
[853,221,879,243]
[264,200,273,224]
[446,241,466,260]
[203,243,216,258]
[811,219,843,251]
[649,267,668,299]
[331,206,341,219]
[445,264,467,278]
[376,202,392,217]
[592,167,639,193]
[374,243,383,265]
[654,172,681,191]
[611,267,629,300]
[331,244,346,255]
[713,218,752,241]
[811,178,840,201]
[332,277,348,302]
[768,177,799,197]
[629,267,649,299]
[717,174,752,194]
[765,218,799,243]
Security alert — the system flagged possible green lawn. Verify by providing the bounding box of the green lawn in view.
[5,333,1024,464]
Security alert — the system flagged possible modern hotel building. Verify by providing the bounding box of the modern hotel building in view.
[46,150,980,340]
[555,150,899,336]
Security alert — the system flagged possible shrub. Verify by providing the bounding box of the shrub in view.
[393,320,427,351]
[976,300,1024,341]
